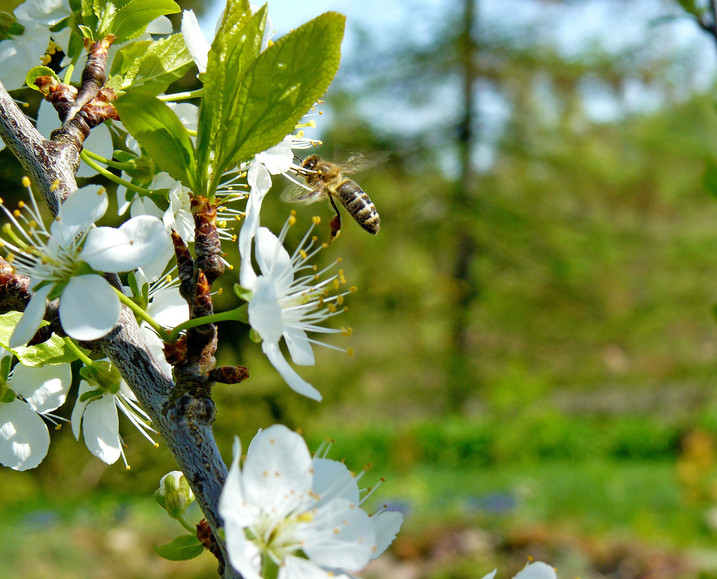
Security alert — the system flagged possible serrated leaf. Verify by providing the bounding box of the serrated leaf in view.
[115,92,196,189]
[25,66,60,92]
[196,1,261,194]
[228,12,345,167]
[0,312,82,366]
[13,335,82,367]
[154,534,204,561]
[111,0,179,43]
[111,34,192,94]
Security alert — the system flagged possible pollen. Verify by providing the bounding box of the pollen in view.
[40,54,51,65]
[50,179,60,192]
[21,176,30,188]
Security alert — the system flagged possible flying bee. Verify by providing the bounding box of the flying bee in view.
[282,154,380,241]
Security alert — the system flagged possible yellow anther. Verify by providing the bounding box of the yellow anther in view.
[217,288,223,295]
[21,176,30,188]
[50,179,60,191]
[289,214,297,226]
[347,348,354,357]
[349,286,358,293]
[126,465,131,471]
[312,216,321,225]
[333,279,340,290]
[327,303,337,313]
[299,249,307,259]
[342,327,353,336]
[13,210,20,218]
[336,295,344,306]
[40,54,51,65]
[17,201,25,209]
[6,253,14,263]
[165,274,173,283]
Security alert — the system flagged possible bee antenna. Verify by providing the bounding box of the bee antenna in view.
[293,154,304,165]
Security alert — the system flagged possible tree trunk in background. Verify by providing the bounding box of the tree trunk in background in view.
[448,0,479,413]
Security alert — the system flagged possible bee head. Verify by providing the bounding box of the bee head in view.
[301,154,320,171]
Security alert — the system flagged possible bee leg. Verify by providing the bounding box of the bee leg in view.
[328,194,342,244]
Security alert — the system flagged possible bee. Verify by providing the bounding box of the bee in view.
[282,154,380,241]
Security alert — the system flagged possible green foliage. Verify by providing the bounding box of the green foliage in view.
[196,9,345,196]
[24,66,59,92]
[109,34,193,94]
[0,313,78,366]
[115,92,196,189]
[110,0,179,42]
[153,534,204,561]
[80,0,179,41]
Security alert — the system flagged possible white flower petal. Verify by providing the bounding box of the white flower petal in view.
[146,15,172,34]
[81,215,170,272]
[255,137,293,175]
[8,284,53,348]
[481,571,498,579]
[81,393,120,464]
[242,425,313,512]
[370,510,403,559]
[279,556,335,579]
[15,0,70,26]
[248,277,283,343]
[283,326,314,366]
[312,458,360,504]
[71,380,92,441]
[181,10,210,73]
[148,287,189,327]
[255,227,293,283]
[0,399,50,470]
[51,184,107,245]
[59,275,120,341]
[10,362,72,413]
[238,163,271,288]
[514,562,557,579]
[262,341,322,401]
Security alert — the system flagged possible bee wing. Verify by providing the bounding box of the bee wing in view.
[280,182,328,205]
[341,151,391,174]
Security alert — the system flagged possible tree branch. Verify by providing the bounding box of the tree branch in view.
[0,81,239,578]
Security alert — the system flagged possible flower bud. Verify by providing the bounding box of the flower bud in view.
[154,470,195,519]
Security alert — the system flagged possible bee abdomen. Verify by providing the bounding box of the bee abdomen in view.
[336,180,380,234]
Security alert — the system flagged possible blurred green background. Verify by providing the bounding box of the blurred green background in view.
[8,0,717,577]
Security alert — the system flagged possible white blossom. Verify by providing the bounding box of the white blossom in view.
[482,562,558,579]
[239,214,353,401]
[219,425,402,579]
[71,379,156,467]
[0,356,71,470]
[1,184,169,345]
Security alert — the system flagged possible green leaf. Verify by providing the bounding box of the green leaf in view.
[110,34,193,94]
[196,11,345,196]
[228,12,345,167]
[111,0,179,42]
[196,1,261,194]
[25,66,60,92]
[0,313,82,366]
[13,335,82,367]
[154,535,204,561]
[115,92,196,189]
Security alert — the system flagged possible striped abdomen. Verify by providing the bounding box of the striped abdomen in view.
[335,179,380,234]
